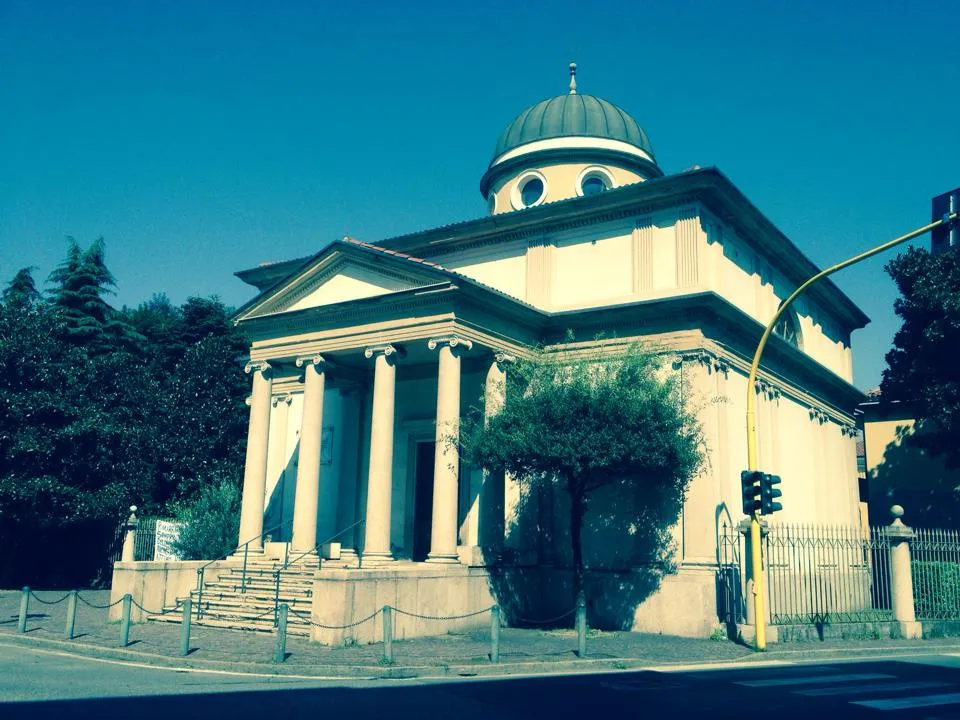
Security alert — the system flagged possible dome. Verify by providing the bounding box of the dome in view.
[491,93,656,164]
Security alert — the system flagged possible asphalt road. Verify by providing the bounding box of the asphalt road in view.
[5,644,960,718]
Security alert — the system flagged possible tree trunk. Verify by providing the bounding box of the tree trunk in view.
[569,490,586,611]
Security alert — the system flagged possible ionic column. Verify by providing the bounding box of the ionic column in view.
[238,360,273,553]
[291,355,326,554]
[361,345,401,563]
[427,336,472,563]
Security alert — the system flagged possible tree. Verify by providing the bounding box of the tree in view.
[48,237,141,353]
[465,344,704,608]
[882,246,960,468]
[3,267,40,308]
[171,477,241,561]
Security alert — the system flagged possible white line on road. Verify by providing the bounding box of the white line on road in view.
[853,692,960,710]
[736,673,894,687]
[795,680,953,697]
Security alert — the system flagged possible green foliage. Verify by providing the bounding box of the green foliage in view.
[171,477,242,561]
[912,560,960,619]
[465,343,704,604]
[883,247,960,469]
[0,241,250,586]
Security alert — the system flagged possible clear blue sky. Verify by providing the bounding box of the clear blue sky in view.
[2,1,958,391]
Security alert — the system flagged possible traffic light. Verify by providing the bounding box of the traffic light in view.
[760,473,783,515]
[741,470,761,516]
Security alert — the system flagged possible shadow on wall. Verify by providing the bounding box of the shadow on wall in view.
[870,423,960,528]
[263,446,299,543]
[484,474,677,631]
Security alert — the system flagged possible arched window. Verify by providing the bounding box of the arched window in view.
[773,309,801,349]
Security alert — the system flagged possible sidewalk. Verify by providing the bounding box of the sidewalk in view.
[3,589,958,679]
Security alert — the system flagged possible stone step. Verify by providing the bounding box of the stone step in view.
[156,601,313,624]
[146,613,311,637]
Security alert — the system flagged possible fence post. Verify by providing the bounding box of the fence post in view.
[274,603,288,663]
[64,590,78,640]
[180,598,192,656]
[887,505,922,639]
[120,594,132,647]
[18,587,29,633]
[490,605,500,663]
[121,505,139,562]
[382,605,393,664]
[576,597,587,658]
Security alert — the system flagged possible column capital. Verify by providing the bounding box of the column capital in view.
[493,351,517,366]
[244,360,272,377]
[272,393,293,408]
[295,354,327,371]
[428,335,473,353]
[364,344,405,361]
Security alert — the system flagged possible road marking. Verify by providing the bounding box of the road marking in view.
[853,692,960,710]
[795,680,953,697]
[736,673,894,687]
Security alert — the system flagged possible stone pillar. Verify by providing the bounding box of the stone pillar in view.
[361,345,401,564]
[427,336,472,563]
[120,505,138,562]
[738,519,772,630]
[887,505,922,639]
[291,355,326,554]
[238,361,273,553]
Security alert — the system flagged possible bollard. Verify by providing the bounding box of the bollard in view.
[382,605,393,664]
[18,587,29,633]
[64,590,78,640]
[490,605,500,663]
[576,598,587,658]
[274,603,288,663]
[120,594,132,647]
[180,598,192,656]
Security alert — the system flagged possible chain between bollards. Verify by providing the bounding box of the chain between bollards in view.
[382,605,393,664]
[274,603,288,663]
[64,590,78,640]
[120,594,132,647]
[180,597,192,656]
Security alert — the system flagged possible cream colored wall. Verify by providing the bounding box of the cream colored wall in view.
[864,418,915,475]
[288,264,414,311]
[488,160,645,214]
[438,241,527,302]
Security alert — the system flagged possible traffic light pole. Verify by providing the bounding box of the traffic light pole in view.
[745,213,955,651]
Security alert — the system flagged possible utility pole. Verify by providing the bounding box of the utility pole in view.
[745,210,957,651]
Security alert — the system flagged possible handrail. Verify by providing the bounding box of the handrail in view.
[284,518,365,570]
[196,518,293,584]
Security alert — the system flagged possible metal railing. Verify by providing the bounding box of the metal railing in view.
[912,527,960,620]
[718,522,894,627]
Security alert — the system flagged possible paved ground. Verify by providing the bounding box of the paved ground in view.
[6,589,960,677]
[5,644,960,718]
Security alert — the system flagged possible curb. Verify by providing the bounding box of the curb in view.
[3,632,960,681]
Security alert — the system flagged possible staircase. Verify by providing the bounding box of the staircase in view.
[146,561,316,637]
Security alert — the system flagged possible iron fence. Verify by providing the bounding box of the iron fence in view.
[718,522,894,627]
[912,527,960,620]
[112,517,160,562]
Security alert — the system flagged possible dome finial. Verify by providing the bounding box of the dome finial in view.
[569,62,577,95]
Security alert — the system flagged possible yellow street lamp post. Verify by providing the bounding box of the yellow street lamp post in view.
[746,212,958,651]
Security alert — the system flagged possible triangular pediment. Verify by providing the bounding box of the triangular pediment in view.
[236,243,448,321]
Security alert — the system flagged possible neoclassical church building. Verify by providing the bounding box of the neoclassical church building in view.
[115,66,867,640]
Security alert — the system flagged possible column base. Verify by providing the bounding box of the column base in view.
[360,552,395,567]
[896,620,923,639]
[426,552,460,564]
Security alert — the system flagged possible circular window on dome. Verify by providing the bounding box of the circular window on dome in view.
[511,171,548,210]
[577,167,616,198]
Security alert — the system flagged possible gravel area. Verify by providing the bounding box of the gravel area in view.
[2,589,957,672]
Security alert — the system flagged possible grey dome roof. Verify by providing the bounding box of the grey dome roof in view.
[492,94,655,163]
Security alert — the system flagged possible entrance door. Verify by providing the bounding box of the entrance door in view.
[412,441,435,562]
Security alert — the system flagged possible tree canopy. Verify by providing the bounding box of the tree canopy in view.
[466,344,704,608]
[0,239,250,586]
[882,246,960,469]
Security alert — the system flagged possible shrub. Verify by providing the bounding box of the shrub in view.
[171,479,241,560]
[912,560,960,619]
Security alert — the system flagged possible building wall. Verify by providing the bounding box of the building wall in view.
[430,205,854,381]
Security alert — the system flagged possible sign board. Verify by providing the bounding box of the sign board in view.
[153,519,183,561]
